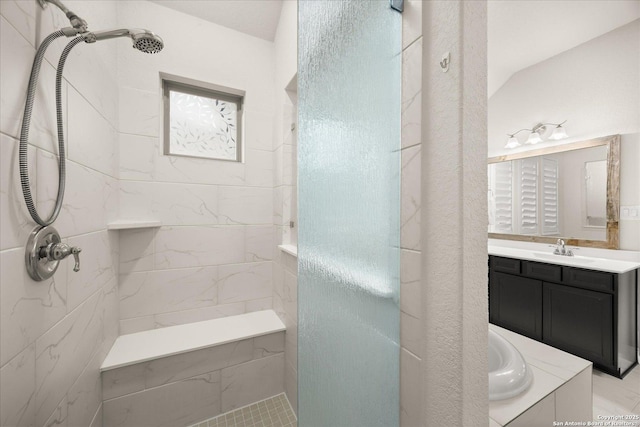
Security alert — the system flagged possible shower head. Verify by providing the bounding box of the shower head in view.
[83,29,164,54]
[131,32,164,54]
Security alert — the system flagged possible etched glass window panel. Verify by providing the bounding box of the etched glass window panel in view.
[168,90,238,160]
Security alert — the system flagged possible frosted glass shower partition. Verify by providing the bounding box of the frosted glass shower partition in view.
[298,1,401,426]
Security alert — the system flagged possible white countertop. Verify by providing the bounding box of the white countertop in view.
[489,324,592,426]
[489,245,640,274]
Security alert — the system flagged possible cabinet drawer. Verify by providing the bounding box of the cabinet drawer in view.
[491,256,521,275]
[563,267,614,292]
[522,261,562,282]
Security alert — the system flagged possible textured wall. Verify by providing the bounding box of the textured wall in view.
[0,1,121,425]
[421,1,489,426]
[115,1,277,334]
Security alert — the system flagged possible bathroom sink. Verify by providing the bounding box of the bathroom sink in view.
[532,252,597,265]
[488,329,532,401]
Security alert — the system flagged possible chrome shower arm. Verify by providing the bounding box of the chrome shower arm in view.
[85,28,135,42]
[38,0,88,31]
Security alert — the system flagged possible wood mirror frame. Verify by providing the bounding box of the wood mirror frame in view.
[488,134,620,249]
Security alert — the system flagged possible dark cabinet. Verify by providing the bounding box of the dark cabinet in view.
[488,255,637,378]
[543,283,613,366]
[490,272,542,340]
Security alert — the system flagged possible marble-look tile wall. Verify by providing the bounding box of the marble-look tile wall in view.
[272,248,298,415]
[0,1,120,426]
[115,1,277,334]
[272,95,299,414]
[400,2,423,427]
[102,332,285,427]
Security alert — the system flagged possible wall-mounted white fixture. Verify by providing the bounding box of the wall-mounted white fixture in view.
[505,120,568,148]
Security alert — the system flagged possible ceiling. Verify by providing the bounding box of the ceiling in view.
[149,0,284,41]
[488,0,640,97]
[150,1,639,90]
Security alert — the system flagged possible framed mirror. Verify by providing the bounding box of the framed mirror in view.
[488,134,620,249]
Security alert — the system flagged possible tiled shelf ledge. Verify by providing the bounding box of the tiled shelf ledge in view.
[278,244,297,257]
[101,310,286,371]
[107,220,162,230]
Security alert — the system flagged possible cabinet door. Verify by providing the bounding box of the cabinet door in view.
[490,272,542,340]
[543,282,613,367]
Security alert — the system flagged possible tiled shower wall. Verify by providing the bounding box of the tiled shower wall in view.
[400,1,423,426]
[0,1,120,425]
[273,98,298,414]
[272,0,298,414]
[114,1,277,334]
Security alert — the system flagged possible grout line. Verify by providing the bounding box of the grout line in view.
[32,143,119,180]
[0,130,19,141]
[1,228,113,254]
[401,346,421,360]
[402,34,423,52]
[118,299,273,326]
[120,178,275,189]
[398,142,422,152]
[119,258,275,280]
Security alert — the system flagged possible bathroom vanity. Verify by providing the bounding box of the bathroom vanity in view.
[488,247,639,378]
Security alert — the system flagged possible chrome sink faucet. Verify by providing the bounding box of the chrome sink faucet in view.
[551,239,575,257]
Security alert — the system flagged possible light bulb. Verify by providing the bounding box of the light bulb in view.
[549,125,568,140]
[526,132,542,144]
[505,136,521,149]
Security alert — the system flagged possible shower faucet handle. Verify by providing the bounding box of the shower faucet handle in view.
[41,242,82,272]
[71,247,81,272]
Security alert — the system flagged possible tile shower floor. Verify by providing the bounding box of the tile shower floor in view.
[185,366,639,427]
[190,393,297,427]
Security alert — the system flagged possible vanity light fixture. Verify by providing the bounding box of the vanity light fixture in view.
[505,135,521,149]
[526,128,543,145]
[504,128,529,148]
[504,120,568,148]
[548,121,569,140]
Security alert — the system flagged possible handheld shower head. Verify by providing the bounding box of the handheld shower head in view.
[131,32,164,54]
[83,29,164,54]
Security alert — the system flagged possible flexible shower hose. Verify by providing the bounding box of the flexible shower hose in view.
[19,31,85,226]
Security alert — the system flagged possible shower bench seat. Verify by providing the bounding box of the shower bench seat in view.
[101,309,285,371]
[100,310,287,427]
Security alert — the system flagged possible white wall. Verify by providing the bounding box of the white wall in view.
[0,1,120,425]
[115,1,277,333]
[489,19,640,250]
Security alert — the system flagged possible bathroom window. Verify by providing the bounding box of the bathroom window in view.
[162,77,244,161]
